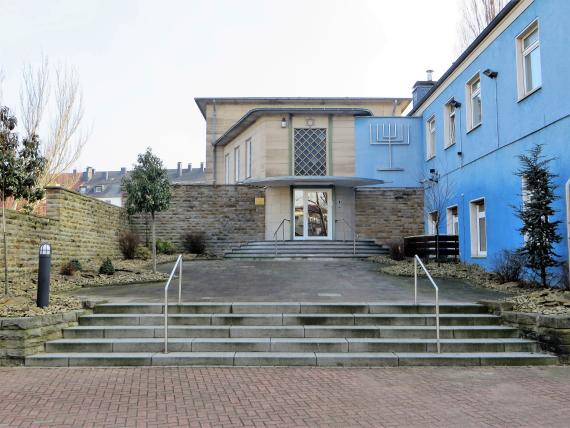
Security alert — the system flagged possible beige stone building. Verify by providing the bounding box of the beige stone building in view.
[194,97,414,242]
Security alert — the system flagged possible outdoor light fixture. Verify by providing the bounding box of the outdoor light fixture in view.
[428,169,440,183]
[483,69,498,79]
[448,98,462,108]
[281,117,287,128]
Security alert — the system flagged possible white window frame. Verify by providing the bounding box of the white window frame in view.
[446,205,459,236]
[426,116,436,160]
[245,138,252,179]
[224,153,230,184]
[470,198,487,257]
[428,211,439,235]
[466,73,482,131]
[444,102,456,148]
[234,146,241,183]
[516,20,542,100]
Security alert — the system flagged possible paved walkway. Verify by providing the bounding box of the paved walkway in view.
[1,366,569,427]
[73,259,506,303]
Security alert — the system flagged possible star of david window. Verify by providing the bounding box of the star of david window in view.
[294,128,327,176]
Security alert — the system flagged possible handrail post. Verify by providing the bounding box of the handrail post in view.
[164,254,183,354]
[164,286,168,353]
[178,259,182,304]
[414,257,417,305]
[414,255,440,354]
[435,287,440,353]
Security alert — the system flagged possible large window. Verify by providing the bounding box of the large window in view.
[467,74,482,130]
[234,146,241,183]
[517,20,542,98]
[426,116,436,159]
[245,138,252,178]
[470,199,487,257]
[294,128,327,176]
[444,102,456,148]
[224,153,230,184]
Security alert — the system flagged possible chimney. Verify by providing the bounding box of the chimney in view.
[412,69,436,108]
[83,166,95,181]
[188,163,192,171]
[104,171,109,180]
[73,169,77,175]
[200,162,204,171]
[120,167,127,174]
[177,162,182,177]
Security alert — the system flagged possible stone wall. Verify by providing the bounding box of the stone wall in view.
[355,188,424,244]
[130,184,265,256]
[0,187,128,276]
[482,300,570,363]
[0,310,85,366]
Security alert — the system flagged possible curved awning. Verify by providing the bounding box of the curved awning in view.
[242,176,384,187]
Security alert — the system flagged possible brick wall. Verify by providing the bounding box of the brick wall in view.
[130,184,265,256]
[0,187,128,276]
[355,188,424,244]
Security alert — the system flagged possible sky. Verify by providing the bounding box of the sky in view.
[1,0,462,172]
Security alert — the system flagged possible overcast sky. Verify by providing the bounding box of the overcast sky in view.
[1,0,461,172]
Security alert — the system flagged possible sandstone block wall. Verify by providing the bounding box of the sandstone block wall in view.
[130,184,265,256]
[0,187,128,276]
[355,188,424,244]
[0,310,85,366]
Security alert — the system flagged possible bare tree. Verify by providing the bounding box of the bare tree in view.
[19,58,88,192]
[0,67,5,104]
[422,172,455,261]
[458,0,507,50]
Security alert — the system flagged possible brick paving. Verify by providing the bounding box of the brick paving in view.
[0,366,569,427]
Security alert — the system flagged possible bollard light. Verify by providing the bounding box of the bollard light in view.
[37,243,51,308]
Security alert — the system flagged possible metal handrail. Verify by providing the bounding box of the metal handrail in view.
[273,218,291,255]
[335,218,358,255]
[164,254,183,353]
[414,255,441,353]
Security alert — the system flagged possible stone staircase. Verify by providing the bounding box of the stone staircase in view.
[26,302,558,367]
[225,240,388,259]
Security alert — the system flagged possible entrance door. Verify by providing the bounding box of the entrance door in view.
[294,189,332,240]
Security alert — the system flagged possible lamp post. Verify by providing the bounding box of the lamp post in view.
[37,243,51,308]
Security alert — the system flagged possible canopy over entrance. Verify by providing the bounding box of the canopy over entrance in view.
[242,176,384,187]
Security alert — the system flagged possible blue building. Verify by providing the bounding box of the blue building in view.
[356,0,569,271]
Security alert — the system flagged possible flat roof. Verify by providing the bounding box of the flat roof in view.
[194,97,411,119]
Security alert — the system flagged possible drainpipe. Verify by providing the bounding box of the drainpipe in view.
[212,99,217,184]
[566,178,570,281]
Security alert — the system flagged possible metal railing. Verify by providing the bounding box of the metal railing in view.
[273,218,291,255]
[164,255,183,353]
[335,218,357,255]
[414,255,441,353]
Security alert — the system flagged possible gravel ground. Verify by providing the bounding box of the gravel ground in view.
[371,255,570,315]
[0,253,205,317]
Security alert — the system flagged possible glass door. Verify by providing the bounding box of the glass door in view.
[293,189,332,240]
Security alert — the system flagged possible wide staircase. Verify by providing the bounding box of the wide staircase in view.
[225,240,388,259]
[26,302,557,367]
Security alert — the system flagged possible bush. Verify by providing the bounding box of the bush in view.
[387,239,405,261]
[183,232,206,255]
[119,231,140,259]
[492,249,525,284]
[99,258,115,275]
[60,261,77,276]
[558,263,570,290]
[70,259,82,272]
[156,239,176,255]
[135,244,151,260]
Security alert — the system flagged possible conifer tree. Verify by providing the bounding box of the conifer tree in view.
[515,144,562,287]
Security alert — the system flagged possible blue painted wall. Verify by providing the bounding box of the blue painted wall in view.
[353,0,570,272]
[355,117,423,188]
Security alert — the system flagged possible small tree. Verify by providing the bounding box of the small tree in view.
[515,144,562,287]
[122,148,170,273]
[423,173,455,261]
[0,106,46,295]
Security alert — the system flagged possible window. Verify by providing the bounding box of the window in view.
[224,154,230,184]
[444,102,456,148]
[95,185,103,193]
[79,186,87,194]
[428,211,439,235]
[447,206,459,236]
[470,199,487,257]
[426,116,436,159]
[234,146,241,182]
[294,128,327,176]
[245,139,252,178]
[517,21,541,98]
[467,74,482,130]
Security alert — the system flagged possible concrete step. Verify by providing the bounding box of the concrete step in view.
[78,313,501,327]
[44,337,537,354]
[224,253,385,259]
[92,302,488,315]
[63,325,518,339]
[25,351,558,367]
